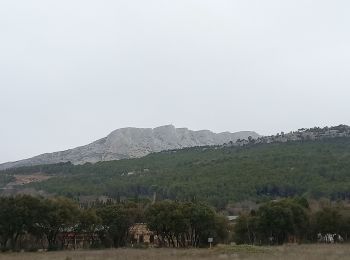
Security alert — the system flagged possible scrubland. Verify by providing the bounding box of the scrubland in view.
[0,244,349,260]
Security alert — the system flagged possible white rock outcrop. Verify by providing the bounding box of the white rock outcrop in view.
[0,125,259,170]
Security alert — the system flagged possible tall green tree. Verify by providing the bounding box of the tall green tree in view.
[0,195,43,251]
[146,201,228,247]
[234,199,309,245]
[96,203,140,247]
[37,197,80,250]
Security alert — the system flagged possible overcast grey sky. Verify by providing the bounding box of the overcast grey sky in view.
[1,0,350,163]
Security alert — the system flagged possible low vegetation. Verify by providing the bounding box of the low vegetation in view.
[2,137,350,209]
[1,245,350,260]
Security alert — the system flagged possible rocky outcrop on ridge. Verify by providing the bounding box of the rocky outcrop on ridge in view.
[0,125,259,170]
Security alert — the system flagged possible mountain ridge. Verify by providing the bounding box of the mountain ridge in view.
[0,125,259,170]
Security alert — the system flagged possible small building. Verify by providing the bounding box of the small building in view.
[61,232,100,249]
[129,223,156,245]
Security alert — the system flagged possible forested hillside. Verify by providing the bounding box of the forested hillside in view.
[2,137,350,208]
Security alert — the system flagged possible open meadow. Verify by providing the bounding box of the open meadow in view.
[0,244,349,260]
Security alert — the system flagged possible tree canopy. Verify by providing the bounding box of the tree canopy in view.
[2,138,350,208]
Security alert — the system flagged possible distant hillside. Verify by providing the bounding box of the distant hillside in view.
[2,134,350,208]
[231,124,350,146]
[0,125,259,170]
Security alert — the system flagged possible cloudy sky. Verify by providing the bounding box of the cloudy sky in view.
[1,0,350,163]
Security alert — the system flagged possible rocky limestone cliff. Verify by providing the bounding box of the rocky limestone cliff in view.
[0,125,259,170]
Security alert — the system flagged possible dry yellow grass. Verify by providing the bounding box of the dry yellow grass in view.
[0,244,349,260]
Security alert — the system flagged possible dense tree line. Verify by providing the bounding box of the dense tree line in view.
[0,195,146,251]
[145,201,229,247]
[1,195,349,252]
[0,195,228,251]
[234,198,350,245]
[2,138,350,209]
[0,195,80,251]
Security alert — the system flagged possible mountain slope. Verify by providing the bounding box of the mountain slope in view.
[0,125,259,170]
[4,137,350,208]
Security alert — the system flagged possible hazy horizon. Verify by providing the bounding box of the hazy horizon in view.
[1,0,350,163]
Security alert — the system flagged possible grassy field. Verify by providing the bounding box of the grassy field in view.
[0,244,349,260]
